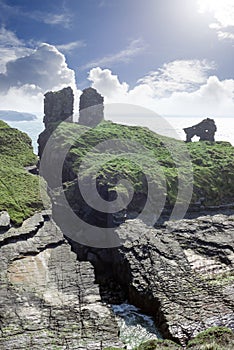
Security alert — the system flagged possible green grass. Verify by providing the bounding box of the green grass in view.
[135,339,181,349]
[187,141,234,205]
[0,120,43,225]
[103,327,234,349]
[45,120,234,208]
[187,327,234,349]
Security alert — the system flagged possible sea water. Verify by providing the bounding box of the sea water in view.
[7,118,44,153]
[112,303,162,349]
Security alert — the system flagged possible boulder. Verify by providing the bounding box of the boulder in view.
[0,211,10,230]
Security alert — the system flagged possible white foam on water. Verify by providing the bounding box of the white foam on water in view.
[111,303,162,349]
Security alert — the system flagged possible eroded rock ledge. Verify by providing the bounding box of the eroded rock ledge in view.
[0,212,122,350]
[69,214,234,346]
[1,210,233,348]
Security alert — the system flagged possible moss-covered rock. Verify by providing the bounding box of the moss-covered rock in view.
[0,120,43,225]
[188,141,234,205]
[40,120,234,210]
[104,327,234,349]
[187,327,234,349]
[136,339,181,349]
[103,348,124,350]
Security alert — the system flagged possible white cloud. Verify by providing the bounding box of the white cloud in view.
[197,0,234,40]
[41,13,72,28]
[0,85,44,114]
[217,30,234,40]
[0,24,232,120]
[137,60,215,97]
[88,61,234,117]
[56,40,86,54]
[0,26,23,46]
[0,43,76,93]
[0,0,73,29]
[155,76,234,116]
[81,38,145,70]
[88,67,129,99]
[0,38,78,114]
[0,27,33,73]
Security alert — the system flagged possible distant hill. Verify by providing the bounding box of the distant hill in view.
[0,110,37,121]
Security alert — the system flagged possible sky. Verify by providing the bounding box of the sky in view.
[0,0,234,117]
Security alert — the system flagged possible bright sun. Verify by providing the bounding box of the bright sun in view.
[197,0,224,14]
[197,0,234,28]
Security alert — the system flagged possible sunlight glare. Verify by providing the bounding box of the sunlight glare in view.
[197,0,234,28]
[197,0,224,14]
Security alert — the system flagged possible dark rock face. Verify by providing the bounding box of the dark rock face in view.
[79,87,104,127]
[38,86,74,158]
[69,214,234,346]
[43,86,74,127]
[183,118,217,142]
[0,212,122,349]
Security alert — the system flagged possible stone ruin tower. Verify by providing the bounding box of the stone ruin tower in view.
[183,118,217,142]
[38,86,74,158]
[43,86,74,127]
[38,86,104,157]
[79,87,104,127]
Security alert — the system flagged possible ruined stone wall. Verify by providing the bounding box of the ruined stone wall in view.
[43,86,74,127]
[184,118,217,142]
[79,87,104,127]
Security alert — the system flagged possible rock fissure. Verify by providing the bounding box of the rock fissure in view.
[70,216,234,346]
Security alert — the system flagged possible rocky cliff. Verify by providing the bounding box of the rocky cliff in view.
[1,209,233,348]
[69,214,234,346]
[0,119,123,349]
[36,87,234,347]
[0,85,234,349]
[0,211,122,349]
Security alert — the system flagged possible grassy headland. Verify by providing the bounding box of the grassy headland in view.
[43,120,234,210]
[0,120,43,225]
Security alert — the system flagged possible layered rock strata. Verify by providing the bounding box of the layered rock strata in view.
[70,214,234,346]
[0,212,122,350]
